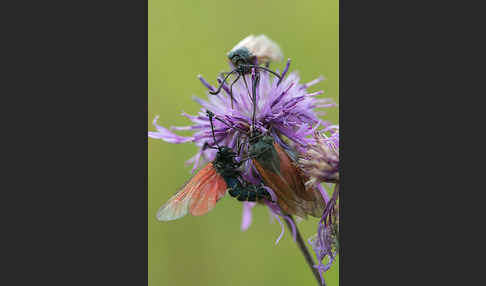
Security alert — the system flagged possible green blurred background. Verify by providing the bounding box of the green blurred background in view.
[148,0,339,285]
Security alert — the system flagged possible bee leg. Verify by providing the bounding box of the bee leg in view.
[209,69,238,95]
[251,71,260,130]
[244,65,282,81]
[218,71,231,78]
[241,73,252,103]
[228,73,241,108]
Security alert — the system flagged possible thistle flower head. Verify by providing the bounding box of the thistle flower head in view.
[299,127,340,186]
[149,60,334,178]
[150,36,340,286]
[149,60,335,246]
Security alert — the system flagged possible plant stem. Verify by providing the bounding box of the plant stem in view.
[285,215,323,286]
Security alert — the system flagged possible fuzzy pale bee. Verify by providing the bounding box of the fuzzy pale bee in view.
[228,34,284,66]
[209,34,285,107]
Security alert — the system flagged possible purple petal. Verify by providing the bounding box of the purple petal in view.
[241,202,256,231]
[317,184,330,203]
[273,213,285,245]
[302,76,325,89]
[277,58,291,86]
[149,116,193,143]
[198,75,216,92]
[263,186,278,203]
[307,90,324,97]
[283,215,297,242]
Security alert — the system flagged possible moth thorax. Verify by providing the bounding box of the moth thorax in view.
[250,141,276,161]
[250,136,281,173]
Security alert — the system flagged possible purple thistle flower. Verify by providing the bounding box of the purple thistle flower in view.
[150,55,338,286]
[299,127,340,186]
[297,128,340,285]
[149,59,334,181]
[149,59,336,257]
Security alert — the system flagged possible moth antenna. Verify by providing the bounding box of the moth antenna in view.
[237,136,248,157]
[206,110,220,149]
[202,141,218,150]
[213,116,245,133]
[238,155,257,162]
[251,69,260,133]
[236,136,240,156]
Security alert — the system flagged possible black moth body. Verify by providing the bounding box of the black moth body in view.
[207,110,272,202]
[212,146,271,202]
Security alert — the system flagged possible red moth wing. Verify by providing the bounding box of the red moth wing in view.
[274,142,326,217]
[253,142,325,218]
[156,163,227,221]
[252,158,308,218]
[189,167,227,216]
[273,142,314,201]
